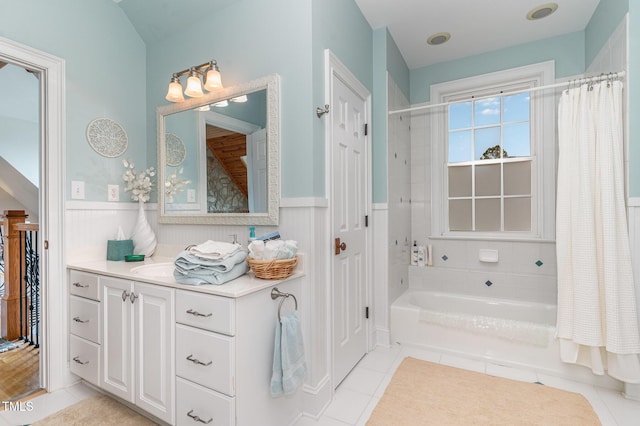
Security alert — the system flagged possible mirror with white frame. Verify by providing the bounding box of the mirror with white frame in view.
[157,74,280,225]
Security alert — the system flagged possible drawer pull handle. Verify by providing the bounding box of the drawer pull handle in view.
[186,309,212,318]
[186,354,212,366]
[72,317,90,324]
[73,282,89,288]
[187,410,212,424]
[72,356,89,365]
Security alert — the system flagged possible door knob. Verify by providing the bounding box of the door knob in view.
[334,238,347,255]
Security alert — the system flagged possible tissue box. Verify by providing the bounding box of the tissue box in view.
[107,239,134,261]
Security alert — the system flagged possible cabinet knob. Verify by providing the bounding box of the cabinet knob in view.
[122,290,130,302]
[130,292,138,304]
[187,409,212,424]
[72,316,89,324]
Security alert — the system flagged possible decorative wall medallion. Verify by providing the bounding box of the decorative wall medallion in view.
[165,133,186,166]
[86,118,128,157]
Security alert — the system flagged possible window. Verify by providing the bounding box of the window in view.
[430,62,555,239]
[447,91,532,232]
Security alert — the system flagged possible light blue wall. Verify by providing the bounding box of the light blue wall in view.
[0,0,147,202]
[147,0,313,198]
[311,0,373,197]
[585,0,629,66]
[0,64,39,185]
[410,31,585,104]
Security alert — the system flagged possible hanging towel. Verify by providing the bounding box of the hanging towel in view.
[188,240,242,260]
[270,311,307,396]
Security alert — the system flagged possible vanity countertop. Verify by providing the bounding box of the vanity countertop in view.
[67,255,303,298]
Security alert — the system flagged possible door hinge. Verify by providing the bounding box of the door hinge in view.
[365,215,369,227]
[365,306,370,319]
[364,123,368,136]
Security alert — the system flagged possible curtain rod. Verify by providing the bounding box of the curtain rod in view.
[388,70,626,116]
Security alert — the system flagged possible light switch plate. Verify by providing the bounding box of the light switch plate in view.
[108,184,119,202]
[71,181,85,200]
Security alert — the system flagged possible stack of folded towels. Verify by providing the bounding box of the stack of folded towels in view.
[173,240,248,285]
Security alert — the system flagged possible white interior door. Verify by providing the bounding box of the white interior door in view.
[330,63,369,387]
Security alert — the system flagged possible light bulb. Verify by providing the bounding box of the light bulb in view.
[231,95,248,103]
[204,68,222,91]
[165,77,184,102]
[213,100,228,107]
[184,71,204,98]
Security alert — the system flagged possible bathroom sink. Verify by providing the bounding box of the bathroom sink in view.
[131,262,175,279]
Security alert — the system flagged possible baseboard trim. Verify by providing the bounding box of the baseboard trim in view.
[302,374,332,419]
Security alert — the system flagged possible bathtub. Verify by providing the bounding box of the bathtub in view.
[390,289,625,390]
[390,289,559,370]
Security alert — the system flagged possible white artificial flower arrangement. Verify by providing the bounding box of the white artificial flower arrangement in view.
[165,167,191,203]
[122,159,155,203]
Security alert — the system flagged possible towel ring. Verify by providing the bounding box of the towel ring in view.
[271,287,298,322]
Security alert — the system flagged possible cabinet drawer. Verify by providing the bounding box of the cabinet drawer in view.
[176,290,235,335]
[70,295,101,344]
[176,377,235,426]
[69,334,100,387]
[176,324,235,396]
[69,270,100,301]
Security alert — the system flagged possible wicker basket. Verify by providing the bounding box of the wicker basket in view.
[247,256,298,280]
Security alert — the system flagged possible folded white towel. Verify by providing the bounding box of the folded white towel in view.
[189,240,242,260]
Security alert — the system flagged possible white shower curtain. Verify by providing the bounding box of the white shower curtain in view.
[556,79,640,383]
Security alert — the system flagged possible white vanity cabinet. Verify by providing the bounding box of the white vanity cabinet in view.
[101,276,175,425]
[68,270,101,387]
[68,263,303,426]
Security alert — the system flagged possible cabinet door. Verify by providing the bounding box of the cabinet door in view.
[101,277,134,402]
[134,282,175,425]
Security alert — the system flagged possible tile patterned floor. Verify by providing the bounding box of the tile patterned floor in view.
[2,344,639,425]
[296,344,640,426]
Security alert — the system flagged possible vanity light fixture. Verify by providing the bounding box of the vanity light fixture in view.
[165,59,223,102]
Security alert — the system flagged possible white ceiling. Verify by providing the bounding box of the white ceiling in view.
[115,0,600,70]
[354,0,600,69]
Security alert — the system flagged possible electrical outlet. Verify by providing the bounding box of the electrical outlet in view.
[71,181,85,200]
[187,189,196,203]
[108,184,119,201]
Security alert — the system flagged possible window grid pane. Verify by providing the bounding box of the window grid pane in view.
[447,91,531,233]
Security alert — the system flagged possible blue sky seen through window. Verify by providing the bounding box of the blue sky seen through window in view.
[448,92,530,162]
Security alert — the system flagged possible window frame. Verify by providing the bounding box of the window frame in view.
[430,61,556,240]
